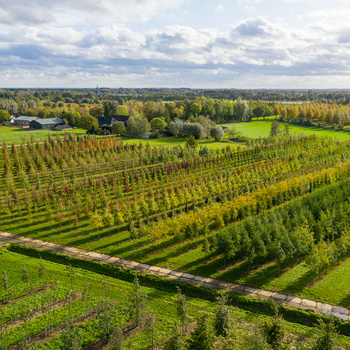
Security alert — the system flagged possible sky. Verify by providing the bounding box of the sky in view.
[0,0,350,89]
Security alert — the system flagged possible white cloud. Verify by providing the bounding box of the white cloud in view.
[0,0,184,26]
[0,1,350,89]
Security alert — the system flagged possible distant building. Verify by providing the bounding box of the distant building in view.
[30,118,63,130]
[55,125,73,131]
[111,115,129,125]
[96,115,129,127]
[14,116,38,127]
[96,117,114,127]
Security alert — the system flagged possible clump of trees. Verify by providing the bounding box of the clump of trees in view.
[126,116,150,138]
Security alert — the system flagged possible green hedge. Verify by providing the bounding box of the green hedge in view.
[8,243,350,336]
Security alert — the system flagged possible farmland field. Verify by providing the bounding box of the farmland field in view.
[2,131,350,347]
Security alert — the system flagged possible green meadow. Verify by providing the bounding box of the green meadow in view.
[223,120,350,141]
[0,126,86,144]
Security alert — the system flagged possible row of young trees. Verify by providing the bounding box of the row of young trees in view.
[164,292,339,350]
[0,260,164,350]
[1,135,347,246]
[210,177,350,269]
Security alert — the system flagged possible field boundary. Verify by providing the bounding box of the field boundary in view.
[1,231,350,327]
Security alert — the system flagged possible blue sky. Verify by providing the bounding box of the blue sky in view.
[0,0,349,88]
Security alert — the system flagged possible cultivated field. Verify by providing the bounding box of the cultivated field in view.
[2,131,350,348]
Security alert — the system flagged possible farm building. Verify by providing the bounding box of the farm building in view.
[14,116,38,127]
[96,117,114,127]
[96,115,129,127]
[111,114,129,125]
[30,118,63,130]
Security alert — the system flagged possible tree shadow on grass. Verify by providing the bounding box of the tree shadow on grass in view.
[339,292,350,309]
[237,257,303,288]
[125,237,179,261]
[145,240,202,267]
[106,239,149,257]
[279,269,316,295]
[179,254,225,277]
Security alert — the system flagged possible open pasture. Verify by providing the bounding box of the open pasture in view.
[223,120,350,141]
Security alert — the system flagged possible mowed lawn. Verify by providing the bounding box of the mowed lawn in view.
[222,121,350,141]
[0,126,86,144]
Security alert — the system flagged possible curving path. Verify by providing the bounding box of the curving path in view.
[1,231,349,321]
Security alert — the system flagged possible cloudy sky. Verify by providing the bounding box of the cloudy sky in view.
[0,0,349,88]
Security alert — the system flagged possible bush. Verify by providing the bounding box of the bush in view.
[210,126,225,141]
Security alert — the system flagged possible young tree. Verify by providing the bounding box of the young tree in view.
[245,323,269,350]
[66,264,75,291]
[19,338,38,350]
[60,322,82,350]
[185,136,198,150]
[176,287,188,326]
[163,324,186,350]
[1,270,9,298]
[22,265,30,291]
[214,293,231,337]
[39,258,46,282]
[103,207,115,234]
[144,313,158,350]
[98,302,115,344]
[90,210,103,233]
[270,120,281,137]
[126,275,148,328]
[312,319,339,350]
[188,313,215,350]
[262,306,285,350]
[108,327,125,350]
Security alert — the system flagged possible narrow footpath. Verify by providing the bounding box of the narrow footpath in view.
[1,231,349,321]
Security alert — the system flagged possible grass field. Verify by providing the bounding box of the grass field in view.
[0,126,86,144]
[222,121,350,141]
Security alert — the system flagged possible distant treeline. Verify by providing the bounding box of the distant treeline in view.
[1,88,350,104]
